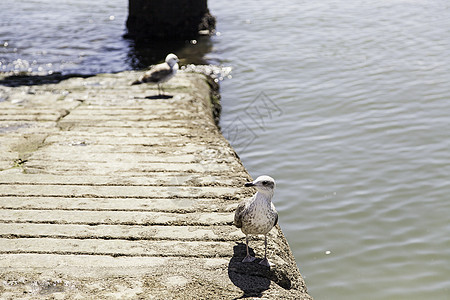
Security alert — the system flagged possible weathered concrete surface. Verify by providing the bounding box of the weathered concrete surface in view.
[0,71,312,299]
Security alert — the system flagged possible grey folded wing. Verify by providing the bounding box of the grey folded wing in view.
[272,203,278,227]
[234,201,246,228]
[140,64,172,83]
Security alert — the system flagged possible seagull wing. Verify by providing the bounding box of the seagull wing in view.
[140,63,172,83]
[234,200,247,228]
[272,202,278,227]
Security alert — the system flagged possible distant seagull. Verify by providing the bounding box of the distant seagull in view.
[234,175,278,267]
[132,53,179,96]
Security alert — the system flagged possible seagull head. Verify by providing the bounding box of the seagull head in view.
[165,53,179,68]
[245,175,276,195]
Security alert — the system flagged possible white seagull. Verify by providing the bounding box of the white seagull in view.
[234,175,278,267]
[132,53,179,96]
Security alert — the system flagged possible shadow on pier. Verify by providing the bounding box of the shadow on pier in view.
[228,243,293,299]
[0,73,95,87]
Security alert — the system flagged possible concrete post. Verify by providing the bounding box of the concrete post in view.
[126,0,216,40]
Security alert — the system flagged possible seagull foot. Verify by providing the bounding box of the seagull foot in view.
[242,255,256,263]
[259,258,271,267]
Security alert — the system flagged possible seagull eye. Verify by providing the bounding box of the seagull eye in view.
[262,181,268,185]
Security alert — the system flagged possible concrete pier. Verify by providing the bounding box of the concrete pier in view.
[0,71,312,299]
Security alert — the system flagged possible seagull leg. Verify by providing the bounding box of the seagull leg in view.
[259,235,271,267]
[242,235,256,263]
[157,84,162,96]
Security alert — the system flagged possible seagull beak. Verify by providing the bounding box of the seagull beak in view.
[244,182,255,187]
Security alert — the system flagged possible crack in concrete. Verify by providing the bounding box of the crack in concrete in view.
[0,234,238,242]
[0,250,233,259]
[0,207,235,213]
[0,194,241,200]
[0,220,233,226]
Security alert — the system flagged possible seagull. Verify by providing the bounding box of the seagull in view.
[132,53,179,96]
[234,175,278,267]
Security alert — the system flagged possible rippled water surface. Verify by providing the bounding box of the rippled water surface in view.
[210,1,450,299]
[1,0,450,299]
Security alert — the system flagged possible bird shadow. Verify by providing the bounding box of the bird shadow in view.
[145,94,173,100]
[228,242,294,299]
[227,243,271,298]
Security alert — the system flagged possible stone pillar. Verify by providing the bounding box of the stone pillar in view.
[126,0,216,40]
